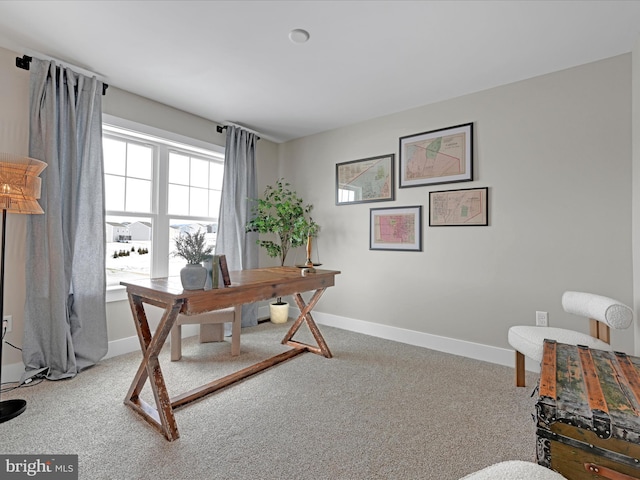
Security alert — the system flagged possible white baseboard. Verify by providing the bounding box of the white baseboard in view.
[1,362,28,385]
[1,324,200,384]
[103,323,200,360]
[306,309,541,374]
[2,312,537,383]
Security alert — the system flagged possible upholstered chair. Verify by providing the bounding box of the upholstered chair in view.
[507,291,633,387]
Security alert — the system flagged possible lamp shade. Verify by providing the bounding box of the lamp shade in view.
[0,153,47,214]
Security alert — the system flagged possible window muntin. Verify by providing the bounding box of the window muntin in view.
[103,136,153,214]
[168,151,222,217]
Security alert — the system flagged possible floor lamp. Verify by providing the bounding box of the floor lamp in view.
[0,152,46,424]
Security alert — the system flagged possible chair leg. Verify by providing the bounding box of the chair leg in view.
[590,318,610,344]
[170,324,182,361]
[515,350,525,387]
[230,305,242,356]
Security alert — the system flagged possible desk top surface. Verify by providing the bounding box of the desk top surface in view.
[120,266,340,311]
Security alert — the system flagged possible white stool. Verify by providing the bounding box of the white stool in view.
[508,291,633,386]
[170,305,241,361]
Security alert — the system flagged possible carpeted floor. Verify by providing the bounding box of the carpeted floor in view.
[1,321,539,479]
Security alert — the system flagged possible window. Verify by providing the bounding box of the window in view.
[102,115,225,301]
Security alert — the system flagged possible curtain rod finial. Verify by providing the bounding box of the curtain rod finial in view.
[16,55,32,71]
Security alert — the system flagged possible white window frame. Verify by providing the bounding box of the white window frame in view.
[103,114,225,302]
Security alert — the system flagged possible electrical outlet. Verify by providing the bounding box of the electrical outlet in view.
[536,311,548,327]
[2,315,12,333]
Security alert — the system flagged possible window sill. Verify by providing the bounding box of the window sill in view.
[106,285,128,303]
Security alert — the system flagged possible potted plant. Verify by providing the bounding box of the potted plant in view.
[246,178,319,323]
[173,230,214,290]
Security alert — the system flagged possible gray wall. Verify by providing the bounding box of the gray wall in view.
[0,46,30,367]
[279,54,634,355]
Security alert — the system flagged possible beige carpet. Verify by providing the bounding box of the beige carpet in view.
[2,321,539,479]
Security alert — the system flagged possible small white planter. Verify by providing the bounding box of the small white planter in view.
[269,302,289,324]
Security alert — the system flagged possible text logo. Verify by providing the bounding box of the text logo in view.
[1,455,78,479]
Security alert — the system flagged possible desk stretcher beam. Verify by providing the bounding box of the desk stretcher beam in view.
[171,347,306,409]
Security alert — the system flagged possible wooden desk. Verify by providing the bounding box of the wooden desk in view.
[121,266,340,441]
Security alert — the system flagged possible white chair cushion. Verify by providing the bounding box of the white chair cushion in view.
[460,461,566,479]
[508,326,612,362]
[562,291,633,330]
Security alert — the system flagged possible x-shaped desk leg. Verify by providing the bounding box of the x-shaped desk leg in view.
[281,287,332,358]
[124,294,183,441]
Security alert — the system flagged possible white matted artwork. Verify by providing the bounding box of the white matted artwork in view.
[369,205,422,251]
[429,187,488,226]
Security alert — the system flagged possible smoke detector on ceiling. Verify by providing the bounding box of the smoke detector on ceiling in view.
[289,29,310,44]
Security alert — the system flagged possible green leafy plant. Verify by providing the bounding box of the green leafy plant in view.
[246,178,319,267]
[173,230,213,265]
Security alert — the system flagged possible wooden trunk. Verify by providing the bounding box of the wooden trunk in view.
[536,340,640,479]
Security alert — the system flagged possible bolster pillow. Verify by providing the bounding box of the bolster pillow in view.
[562,291,633,330]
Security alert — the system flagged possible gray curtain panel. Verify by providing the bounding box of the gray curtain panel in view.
[216,126,259,327]
[23,58,108,380]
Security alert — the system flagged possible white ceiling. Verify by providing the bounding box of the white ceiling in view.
[0,1,639,143]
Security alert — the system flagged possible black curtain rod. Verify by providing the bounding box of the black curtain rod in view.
[216,125,260,140]
[16,55,109,96]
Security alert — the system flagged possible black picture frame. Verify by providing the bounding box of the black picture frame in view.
[336,154,395,205]
[429,187,488,226]
[399,122,473,188]
[369,205,422,251]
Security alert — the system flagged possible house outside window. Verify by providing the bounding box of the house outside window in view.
[102,115,225,302]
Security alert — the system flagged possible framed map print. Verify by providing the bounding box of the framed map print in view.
[336,154,394,205]
[399,123,473,188]
[429,187,488,226]
[370,205,422,251]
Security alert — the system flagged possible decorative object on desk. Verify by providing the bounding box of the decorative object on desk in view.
[202,254,231,289]
[180,264,207,291]
[304,231,316,271]
[173,230,213,290]
[399,122,473,188]
[295,230,321,271]
[336,154,394,205]
[0,152,47,424]
[246,178,319,322]
[218,254,231,286]
[202,254,218,289]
